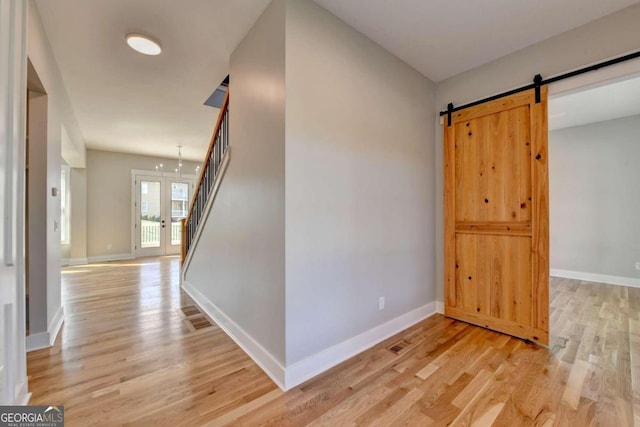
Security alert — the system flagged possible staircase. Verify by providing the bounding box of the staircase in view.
[181,90,229,264]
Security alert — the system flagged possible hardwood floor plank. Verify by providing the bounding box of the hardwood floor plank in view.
[27,259,638,426]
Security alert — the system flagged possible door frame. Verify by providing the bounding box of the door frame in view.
[133,174,165,258]
[130,169,196,258]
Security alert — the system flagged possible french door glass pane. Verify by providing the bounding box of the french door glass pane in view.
[170,182,189,245]
[140,180,161,248]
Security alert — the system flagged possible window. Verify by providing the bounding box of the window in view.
[141,201,148,214]
[60,166,71,244]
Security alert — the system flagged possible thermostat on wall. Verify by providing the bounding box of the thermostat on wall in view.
[52,187,58,196]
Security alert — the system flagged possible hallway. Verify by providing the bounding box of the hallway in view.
[27,257,276,425]
[27,257,639,425]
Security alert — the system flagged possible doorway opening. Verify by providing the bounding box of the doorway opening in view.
[25,59,48,346]
[548,73,640,290]
[132,171,195,257]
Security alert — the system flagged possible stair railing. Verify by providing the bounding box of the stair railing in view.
[181,90,229,263]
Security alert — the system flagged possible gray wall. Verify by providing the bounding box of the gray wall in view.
[27,93,49,335]
[86,149,199,259]
[434,3,640,303]
[69,167,87,261]
[550,115,640,280]
[284,0,436,365]
[27,0,88,340]
[184,0,287,364]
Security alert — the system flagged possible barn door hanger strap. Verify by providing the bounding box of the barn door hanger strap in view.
[447,103,454,127]
[533,74,543,104]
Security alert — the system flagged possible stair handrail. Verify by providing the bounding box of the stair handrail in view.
[181,90,229,263]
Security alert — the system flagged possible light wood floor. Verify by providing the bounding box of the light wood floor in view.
[27,257,638,426]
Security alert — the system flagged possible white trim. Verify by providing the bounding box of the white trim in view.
[67,257,88,266]
[26,332,50,352]
[130,173,136,255]
[15,382,30,406]
[436,301,444,314]
[3,304,15,403]
[1,0,28,405]
[130,169,197,180]
[48,306,64,346]
[26,306,64,352]
[130,170,196,257]
[181,279,286,389]
[61,258,69,266]
[551,269,640,288]
[183,275,438,391]
[284,302,437,390]
[87,253,134,263]
[60,164,71,245]
[181,148,231,276]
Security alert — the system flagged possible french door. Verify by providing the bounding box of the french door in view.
[134,174,194,257]
[444,88,549,345]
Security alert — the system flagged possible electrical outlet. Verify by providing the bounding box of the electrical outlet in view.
[379,297,385,310]
[636,262,640,271]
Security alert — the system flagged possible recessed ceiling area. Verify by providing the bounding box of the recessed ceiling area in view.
[549,75,640,131]
[313,0,639,82]
[35,0,270,161]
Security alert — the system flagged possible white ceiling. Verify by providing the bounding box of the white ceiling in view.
[37,0,640,161]
[35,0,270,161]
[549,75,640,131]
[313,0,639,82]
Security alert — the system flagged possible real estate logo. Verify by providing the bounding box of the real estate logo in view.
[0,405,64,427]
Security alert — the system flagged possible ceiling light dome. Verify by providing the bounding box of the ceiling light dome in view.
[126,33,162,56]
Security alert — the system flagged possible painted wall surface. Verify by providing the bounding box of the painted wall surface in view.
[549,115,640,280]
[61,162,70,261]
[185,0,286,365]
[27,93,49,335]
[284,0,436,364]
[29,0,85,168]
[27,0,89,337]
[434,4,640,302]
[86,149,199,259]
[69,167,87,262]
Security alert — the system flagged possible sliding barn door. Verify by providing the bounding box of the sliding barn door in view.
[444,88,549,345]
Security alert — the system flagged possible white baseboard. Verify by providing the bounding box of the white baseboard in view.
[436,301,444,314]
[551,269,640,288]
[26,306,64,352]
[182,279,438,392]
[61,258,69,266]
[49,306,64,346]
[15,381,31,405]
[67,257,88,266]
[26,332,50,352]
[284,301,437,390]
[181,280,286,390]
[87,253,134,263]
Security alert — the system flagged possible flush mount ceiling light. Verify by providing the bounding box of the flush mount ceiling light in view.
[126,33,162,56]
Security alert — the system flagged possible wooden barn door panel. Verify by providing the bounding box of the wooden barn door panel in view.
[444,88,549,345]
